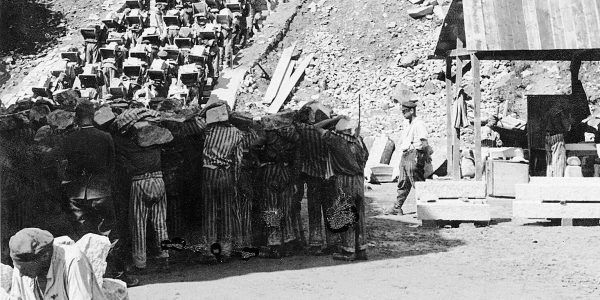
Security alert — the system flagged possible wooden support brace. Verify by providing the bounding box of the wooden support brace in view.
[452,39,463,180]
[445,56,453,175]
[471,53,482,180]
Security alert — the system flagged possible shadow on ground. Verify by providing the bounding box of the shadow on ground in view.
[0,0,67,55]
[133,190,465,286]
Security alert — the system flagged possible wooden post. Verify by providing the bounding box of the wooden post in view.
[471,53,483,181]
[445,56,453,176]
[453,39,463,180]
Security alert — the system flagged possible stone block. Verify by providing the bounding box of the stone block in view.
[75,233,111,286]
[408,5,434,19]
[102,278,129,300]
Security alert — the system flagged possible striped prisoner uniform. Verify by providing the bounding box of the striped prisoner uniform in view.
[201,122,245,256]
[257,126,300,246]
[114,135,168,269]
[234,129,260,248]
[545,107,568,177]
[294,122,335,247]
[323,131,369,253]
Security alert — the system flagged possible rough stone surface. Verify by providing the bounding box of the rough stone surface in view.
[74,233,111,286]
[103,278,129,300]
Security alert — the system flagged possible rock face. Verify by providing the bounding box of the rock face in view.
[74,233,111,286]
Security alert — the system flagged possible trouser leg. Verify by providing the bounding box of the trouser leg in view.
[306,176,324,247]
[149,187,169,258]
[130,181,150,268]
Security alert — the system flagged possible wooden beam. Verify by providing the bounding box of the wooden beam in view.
[471,53,482,181]
[262,42,296,104]
[447,49,477,57]
[453,38,463,180]
[267,54,314,114]
[445,56,453,176]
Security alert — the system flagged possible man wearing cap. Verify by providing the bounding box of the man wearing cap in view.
[5,228,106,300]
[319,116,369,261]
[82,23,106,65]
[388,99,430,215]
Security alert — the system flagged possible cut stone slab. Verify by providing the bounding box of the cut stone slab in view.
[408,5,434,18]
[513,201,600,219]
[515,183,600,202]
[415,180,486,200]
[417,200,491,221]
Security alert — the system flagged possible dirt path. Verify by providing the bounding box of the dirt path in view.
[129,183,600,299]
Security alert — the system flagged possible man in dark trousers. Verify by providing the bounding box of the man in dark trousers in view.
[61,101,138,286]
[387,100,430,215]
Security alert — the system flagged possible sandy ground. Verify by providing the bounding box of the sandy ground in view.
[129,183,600,299]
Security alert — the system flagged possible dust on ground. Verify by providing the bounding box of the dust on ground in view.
[129,183,600,299]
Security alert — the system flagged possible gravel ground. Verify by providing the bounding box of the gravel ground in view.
[129,183,600,299]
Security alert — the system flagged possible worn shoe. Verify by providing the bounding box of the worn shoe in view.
[307,246,327,256]
[114,272,140,287]
[332,250,368,261]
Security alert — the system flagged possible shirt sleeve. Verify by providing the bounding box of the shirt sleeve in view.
[412,121,428,150]
[66,256,102,300]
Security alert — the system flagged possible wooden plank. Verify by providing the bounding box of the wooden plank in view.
[267,54,314,114]
[417,201,491,221]
[573,0,590,48]
[522,0,542,49]
[535,0,554,49]
[453,39,462,180]
[582,0,600,48]
[448,49,476,57]
[262,42,296,104]
[595,0,600,44]
[445,57,453,175]
[515,184,600,201]
[480,0,500,50]
[494,0,515,50]
[282,60,296,86]
[550,0,567,49]
[513,202,600,218]
[472,53,482,181]
[509,0,529,50]
[463,0,487,50]
[415,180,487,199]
[565,143,596,151]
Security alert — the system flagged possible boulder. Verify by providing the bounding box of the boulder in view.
[102,278,129,300]
[34,125,54,142]
[29,105,51,122]
[433,5,445,19]
[74,233,111,286]
[47,110,75,130]
[408,5,434,19]
[53,89,80,107]
[134,122,174,147]
[1,264,12,292]
[398,53,419,68]
[94,106,116,126]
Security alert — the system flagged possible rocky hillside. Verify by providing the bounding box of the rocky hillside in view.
[238,0,600,149]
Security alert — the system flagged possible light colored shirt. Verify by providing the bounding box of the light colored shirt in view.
[399,117,428,151]
[10,244,106,300]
